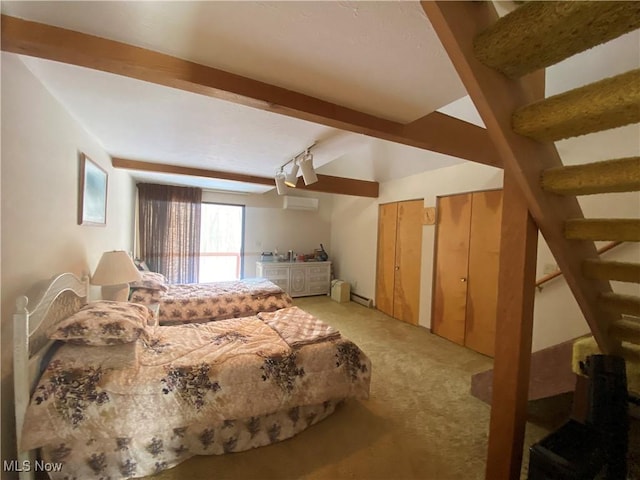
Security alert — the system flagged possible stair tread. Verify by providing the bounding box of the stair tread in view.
[474,2,640,78]
[611,318,640,330]
[542,157,640,195]
[610,318,640,345]
[601,292,640,301]
[583,259,640,283]
[599,292,640,317]
[565,218,640,242]
[512,69,640,142]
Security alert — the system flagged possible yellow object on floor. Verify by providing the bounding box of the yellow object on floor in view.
[331,280,351,303]
[572,335,640,394]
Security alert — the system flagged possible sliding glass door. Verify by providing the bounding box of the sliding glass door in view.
[199,203,245,282]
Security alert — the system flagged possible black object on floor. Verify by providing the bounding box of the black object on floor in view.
[528,354,629,480]
[585,354,629,479]
[528,419,606,479]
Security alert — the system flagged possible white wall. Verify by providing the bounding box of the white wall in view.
[330,160,503,328]
[1,54,136,473]
[201,188,333,278]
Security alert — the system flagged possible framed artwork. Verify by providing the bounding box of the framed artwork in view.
[78,153,108,226]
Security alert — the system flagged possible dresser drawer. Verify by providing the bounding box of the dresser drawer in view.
[308,266,329,276]
[308,273,329,283]
[263,266,289,279]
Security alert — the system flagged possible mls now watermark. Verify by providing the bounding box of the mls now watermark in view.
[3,460,63,473]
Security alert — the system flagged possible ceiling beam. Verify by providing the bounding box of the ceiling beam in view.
[112,157,379,198]
[1,14,502,169]
[293,174,379,197]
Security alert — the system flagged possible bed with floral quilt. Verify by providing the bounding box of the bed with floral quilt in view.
[15,274,370,480]
[129,273,293,325]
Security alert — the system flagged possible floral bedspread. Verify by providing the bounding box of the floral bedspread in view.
[130,278,293,325]
[21,314,370,479]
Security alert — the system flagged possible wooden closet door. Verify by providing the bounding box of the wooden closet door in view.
[432,193,472,345]
[394,200,424,325]
[465,190,503,357]
[376,202,398,317]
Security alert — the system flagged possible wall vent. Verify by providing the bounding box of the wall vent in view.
[283,196,319,211]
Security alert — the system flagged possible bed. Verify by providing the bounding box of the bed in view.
[128,273,294,325]
[14,273,370,480]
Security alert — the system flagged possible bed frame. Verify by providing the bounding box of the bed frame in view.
[13,273,89,480]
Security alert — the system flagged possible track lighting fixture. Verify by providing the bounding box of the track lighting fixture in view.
[274,143,318,195]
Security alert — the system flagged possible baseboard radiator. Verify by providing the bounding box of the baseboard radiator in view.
[350,292,373,308]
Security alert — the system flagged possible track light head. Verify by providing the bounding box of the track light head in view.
[274,170,287,195]
[299,152,318,185]
[284,160,299,187]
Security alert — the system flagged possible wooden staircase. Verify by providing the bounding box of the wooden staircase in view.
[422,1,639,478]
[475,2,640,354]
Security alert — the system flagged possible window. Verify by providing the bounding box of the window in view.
[199,203,245,282]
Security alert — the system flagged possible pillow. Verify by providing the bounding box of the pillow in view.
[130,271,168,292]
[49,301,152,346]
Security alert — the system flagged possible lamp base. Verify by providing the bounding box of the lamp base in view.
[101,284,130,302]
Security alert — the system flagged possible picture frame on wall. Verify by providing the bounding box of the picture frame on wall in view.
[78,153,108,226]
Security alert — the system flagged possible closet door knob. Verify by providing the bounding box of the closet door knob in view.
[460,277,467,282]
[395,266,400,271]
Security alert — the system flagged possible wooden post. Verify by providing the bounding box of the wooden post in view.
[486,170,539,479]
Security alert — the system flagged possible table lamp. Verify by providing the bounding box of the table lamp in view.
[92,250,142,301]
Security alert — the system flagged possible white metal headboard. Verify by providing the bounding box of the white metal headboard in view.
[13,273,89,480]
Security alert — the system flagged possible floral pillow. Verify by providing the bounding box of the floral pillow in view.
[130,271,168,292]
[49,301,152,346]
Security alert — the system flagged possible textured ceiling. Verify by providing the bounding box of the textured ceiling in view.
[7,2,635,194]
[1,1,471,193]
[19,57,353,176]
[2,1,465,122]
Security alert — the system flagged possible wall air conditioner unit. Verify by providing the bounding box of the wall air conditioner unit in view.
[283,195,319,211]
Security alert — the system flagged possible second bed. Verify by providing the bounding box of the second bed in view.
[129,273,293,325]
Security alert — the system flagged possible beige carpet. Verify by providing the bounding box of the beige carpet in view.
[144,297,625,480]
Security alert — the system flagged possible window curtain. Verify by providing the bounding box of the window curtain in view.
[137,183,202,284]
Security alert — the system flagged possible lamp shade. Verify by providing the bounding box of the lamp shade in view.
[299,153,318,185]
[275,171,288,195]
[92,250,142,286]
[284,161,299,187]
